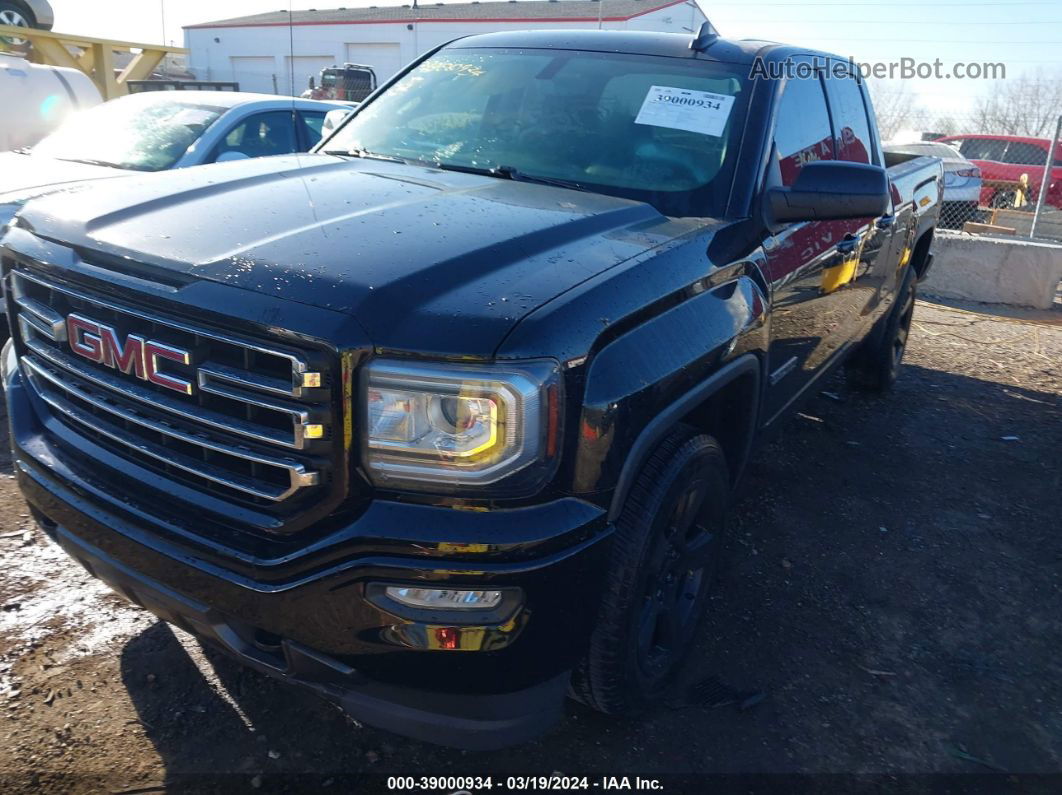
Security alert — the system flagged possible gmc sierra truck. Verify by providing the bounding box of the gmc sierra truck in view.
[0,29,942,749]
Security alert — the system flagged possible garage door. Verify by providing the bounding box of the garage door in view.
[285,55,336,97]
[229,56,277,94]
[344,43,404,83]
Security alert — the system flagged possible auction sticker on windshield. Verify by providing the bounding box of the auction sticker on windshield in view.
[634,85,735,137]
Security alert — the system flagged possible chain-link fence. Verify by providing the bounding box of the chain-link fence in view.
[871,91,1062,243]
[938,199,1062,241]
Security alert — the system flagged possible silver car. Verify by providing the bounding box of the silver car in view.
[884,140,982,229]
[1,91,349,197]
[0,0,54,31]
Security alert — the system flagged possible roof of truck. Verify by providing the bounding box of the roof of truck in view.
[445,29,835,66]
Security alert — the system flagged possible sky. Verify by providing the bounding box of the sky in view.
[47,0,1062,116]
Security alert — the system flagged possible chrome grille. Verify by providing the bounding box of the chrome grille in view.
[10,268,335,506]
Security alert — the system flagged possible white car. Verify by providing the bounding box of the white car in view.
[884,140,981,228]
[1,90,349,199]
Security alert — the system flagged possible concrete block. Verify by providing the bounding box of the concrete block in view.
[921,232,1062,310]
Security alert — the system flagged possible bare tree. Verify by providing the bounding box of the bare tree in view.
[867,80,921,141]
[972,69,1062,138]
[928,116,959,137]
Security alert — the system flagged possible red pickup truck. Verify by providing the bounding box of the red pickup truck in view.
[935,133,1062,210]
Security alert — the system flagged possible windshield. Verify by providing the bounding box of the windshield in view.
[31,98,225,172]
[323,48,750,217]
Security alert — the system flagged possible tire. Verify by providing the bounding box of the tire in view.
[571,426,729,715]
[0,2,34,46]
[0,3,34,28]
[845,264,917,393]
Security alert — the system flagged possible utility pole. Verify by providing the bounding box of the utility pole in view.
[1030,114,1062,240]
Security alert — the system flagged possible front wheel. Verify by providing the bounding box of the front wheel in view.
[571,426,729,715]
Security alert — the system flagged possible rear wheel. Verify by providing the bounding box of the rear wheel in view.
[846,265,917,393]
[571,426,728,714]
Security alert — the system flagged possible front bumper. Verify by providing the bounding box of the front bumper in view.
[5,357,613,748]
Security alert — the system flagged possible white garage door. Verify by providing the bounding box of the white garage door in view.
[285,55,336,97]
[229,56,277,94]
[344,42,404,83]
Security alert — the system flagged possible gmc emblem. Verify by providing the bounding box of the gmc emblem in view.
[66,314,195,396]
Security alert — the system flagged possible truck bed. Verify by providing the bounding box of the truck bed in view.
[886,153,944,238]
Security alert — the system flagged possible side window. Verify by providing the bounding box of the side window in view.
[1003,141,1047,166]
[211,111,297,162]
[299,111,327,148]
[773,71,834,187]
[958,137,1007,161]
[826,69,874,165]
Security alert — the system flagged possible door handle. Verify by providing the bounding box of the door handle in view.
[876,215,896,229]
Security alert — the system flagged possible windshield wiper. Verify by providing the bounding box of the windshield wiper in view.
[321,147,406,164]
[490,165,590,193]
[57,157,125,170]
[427,162,591,193]
[323,151,593,193]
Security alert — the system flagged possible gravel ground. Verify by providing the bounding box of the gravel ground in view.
[0,299,1059,792]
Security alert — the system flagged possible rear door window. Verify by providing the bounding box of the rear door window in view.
[773,69,834,186]
[1002,141,1047,166]
[825,68,875,165]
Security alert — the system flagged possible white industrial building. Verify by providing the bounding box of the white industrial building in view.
[184,0,706,95]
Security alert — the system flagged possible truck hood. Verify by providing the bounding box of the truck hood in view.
[16,154,693,356]
[0,152,129,197]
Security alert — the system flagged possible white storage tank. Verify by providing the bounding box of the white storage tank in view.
[0,53,101,153]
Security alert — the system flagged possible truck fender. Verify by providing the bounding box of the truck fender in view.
[605,353,761,521]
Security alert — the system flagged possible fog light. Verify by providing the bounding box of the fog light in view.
[385,586,502,610]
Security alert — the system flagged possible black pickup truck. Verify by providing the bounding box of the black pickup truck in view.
[1,29,942,749]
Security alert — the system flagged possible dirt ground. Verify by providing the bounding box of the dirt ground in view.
[0,299,1059,792]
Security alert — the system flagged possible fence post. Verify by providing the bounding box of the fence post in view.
[1030,114,1062,240]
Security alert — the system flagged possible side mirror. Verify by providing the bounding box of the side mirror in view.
[321,107,353,135]
[308,76,315,90]
[767,161,889,223]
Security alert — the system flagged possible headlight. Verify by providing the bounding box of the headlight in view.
[362,359,562,494]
